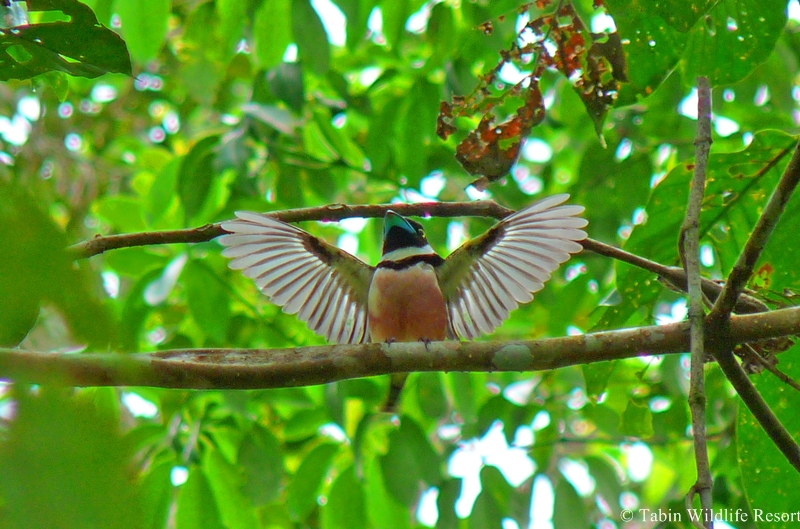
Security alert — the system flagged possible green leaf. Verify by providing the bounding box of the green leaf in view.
[178,135,220,223]
[448,372,478,423]
[396,78,439,187]
[0,0,131,80]
[254,0,292,69]
[365,457,411,529]
[681,0,786,86]
[182,259,229,343]
[652,0,717,32]
[321,464,367,529]
[380,0,410,52]
[203,447,260,529]
[140,461,173,529]
[582,361,617,398]
[116,0,169,64]
[146,157,180,225]
[417,372,447,418]
[292,0,330,75]
[276,162,307,207]
[175,466,226,529]
[239,425,284,505]
[267,61,305,113]
[381,416,441,505]
[435,479,461,529]
[216,0,247,59]
[284,407,331,442]
[287,443,340,521]
[604,0,685,102]
[0,389,143,529]
[0,183,113,348]
[585,456,623,517]
[627,130,795,277]
[468,467,506,529]
[118,268,163,350]
[553,477,586,529]
[94,195,147,232]
[338,0,373,50]
[619,399,654,438]
[738,345,800,527]
[313,109,367,169]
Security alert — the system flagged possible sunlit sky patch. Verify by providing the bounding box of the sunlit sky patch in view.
[626,442,653,482]
[591,12,617,32]
[789,0,800,23]
[522,138,553,163]
[530,474,554,529]
[17,95,40,121]
[144,253,187,305]
[679,88,740,136]
[171,466,189,486]
[447,421,536,517]
[446,221,466,252]
[406,3,432,33]
[417,487,439,526]
[122,392,159,418]
[311,0,346,46]
[655,298,688,325]
[420,171,446,198]
[558,458,596,496]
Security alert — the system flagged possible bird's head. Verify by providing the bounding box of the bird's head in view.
[382,211,431,258]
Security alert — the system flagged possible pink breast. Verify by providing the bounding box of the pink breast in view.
[368,266,447,342]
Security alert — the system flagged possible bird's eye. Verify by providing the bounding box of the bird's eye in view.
[417,229,425,237]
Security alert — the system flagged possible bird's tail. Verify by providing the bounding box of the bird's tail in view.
[383,372,408,412]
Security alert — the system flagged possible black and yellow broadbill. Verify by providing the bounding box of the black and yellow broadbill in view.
[219,194,587,406]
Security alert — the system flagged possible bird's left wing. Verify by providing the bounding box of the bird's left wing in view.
[436,194,587,340]
[218,212,375,344]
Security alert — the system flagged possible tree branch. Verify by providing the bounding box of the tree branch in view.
[714,347,800,473]
[680,76,712,528]
[2,306,799,389]
[67,200,514,259]
[708,139,800,323]
[67,201,770,316]
[697,139,800,475]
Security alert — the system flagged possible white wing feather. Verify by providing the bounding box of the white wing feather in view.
[218,212,372,344]
[444,194,587,340]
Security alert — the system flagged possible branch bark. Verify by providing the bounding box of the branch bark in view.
[67,200,514,259]
[680,76,712,529]
[703,139,800,475]
[2,306,799,389]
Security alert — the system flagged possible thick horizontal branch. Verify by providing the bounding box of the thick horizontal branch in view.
[2,307,799,390]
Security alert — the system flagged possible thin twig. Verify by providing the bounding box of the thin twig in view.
[679,76,713,528]
[741,343,800,392]
[714,347,800,473]
[67,200,514,259]
[1,306,800,389]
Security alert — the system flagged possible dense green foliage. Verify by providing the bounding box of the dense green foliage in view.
[1,0,800,527]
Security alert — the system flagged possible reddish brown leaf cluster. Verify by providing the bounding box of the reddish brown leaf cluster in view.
[437,1,627,190]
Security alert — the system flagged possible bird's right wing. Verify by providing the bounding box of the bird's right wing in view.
[218,212,375,344]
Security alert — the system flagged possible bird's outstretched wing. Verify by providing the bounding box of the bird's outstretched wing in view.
[218,212,375,344]
[436,194,587,340]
